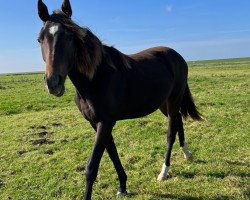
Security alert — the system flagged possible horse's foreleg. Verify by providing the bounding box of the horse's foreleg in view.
[84,121,115,200]
[106,135,127,196]
[157,114,178,181]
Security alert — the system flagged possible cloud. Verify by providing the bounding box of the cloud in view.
[165,5,172,13]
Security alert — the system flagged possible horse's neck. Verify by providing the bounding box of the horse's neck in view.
[68,57,112,98]
[68,67,91,97]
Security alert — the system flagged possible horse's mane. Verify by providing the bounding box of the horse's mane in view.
[50,10,131,79]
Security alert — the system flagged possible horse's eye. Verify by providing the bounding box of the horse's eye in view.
[37,38,41,43]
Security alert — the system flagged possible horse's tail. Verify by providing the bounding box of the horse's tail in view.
[181,84,203,121]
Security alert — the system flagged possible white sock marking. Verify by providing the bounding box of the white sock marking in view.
[49,25,59,35]
[182,143,193,160]
[157,163,169,181]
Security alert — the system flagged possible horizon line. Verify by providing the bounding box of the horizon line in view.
[0,56,249,75]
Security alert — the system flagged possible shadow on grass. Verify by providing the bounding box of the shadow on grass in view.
[226,160,250,167]
[122,191,238,200]
[235,172,250,178]
[175,159,250,179]
[148,193,235,200]
[177,171,250,179]
[124,192,201,199]
[177,172,196,179]
[194,159,208,164]
[150,193,201,199]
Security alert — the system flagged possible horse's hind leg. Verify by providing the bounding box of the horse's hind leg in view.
[158,103,179,181]
[158,101,192,181]
[177,116,193,160]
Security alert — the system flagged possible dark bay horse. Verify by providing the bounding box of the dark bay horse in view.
[37,0,202,199]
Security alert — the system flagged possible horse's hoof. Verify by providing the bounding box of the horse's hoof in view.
[182,143,193,161]
[184,152,193,161]
[157,163,169,181]
[157,173,167,181]
[116,190,127,197]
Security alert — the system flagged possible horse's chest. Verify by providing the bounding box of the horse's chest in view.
[78,97,97,123]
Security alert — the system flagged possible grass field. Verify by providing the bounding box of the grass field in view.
[0,57,249,200]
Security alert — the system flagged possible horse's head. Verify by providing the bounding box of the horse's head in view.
[37,0,74,97]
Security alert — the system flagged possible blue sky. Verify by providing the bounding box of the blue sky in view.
[0,0,249,73]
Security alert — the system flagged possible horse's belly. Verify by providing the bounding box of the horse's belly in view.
[117,104,161,120]
[115,82,172,120]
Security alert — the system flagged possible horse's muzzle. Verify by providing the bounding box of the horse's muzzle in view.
[44,74,65,97]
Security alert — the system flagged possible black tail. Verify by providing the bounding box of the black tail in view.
[181,85,202,121]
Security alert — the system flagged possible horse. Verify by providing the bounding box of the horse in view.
[37,0,202,199]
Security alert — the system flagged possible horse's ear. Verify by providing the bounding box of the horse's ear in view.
[38,0,50,22]
[61,0,72,18]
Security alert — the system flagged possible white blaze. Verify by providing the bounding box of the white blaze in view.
[49,25,59,35]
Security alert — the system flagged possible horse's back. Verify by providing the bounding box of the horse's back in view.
[129,46,188,86]
[130,46,186,64]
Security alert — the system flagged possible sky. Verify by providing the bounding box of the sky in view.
[0,0,249,74]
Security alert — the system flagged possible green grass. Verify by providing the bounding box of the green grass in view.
[0,58,249,200]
